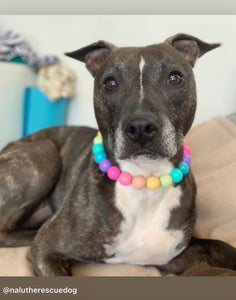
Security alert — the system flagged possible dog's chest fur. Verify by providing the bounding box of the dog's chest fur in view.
[104,158,185,266]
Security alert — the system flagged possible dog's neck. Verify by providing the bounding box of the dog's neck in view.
[117,157,174,179]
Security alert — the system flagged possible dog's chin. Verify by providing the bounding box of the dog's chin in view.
[117,147,180,161]
[134,155,157,162]
[115,139,181,161]
[118,152,164,161]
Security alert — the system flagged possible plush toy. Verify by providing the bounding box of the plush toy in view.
[37,64,77,101]
[0,31,58,69]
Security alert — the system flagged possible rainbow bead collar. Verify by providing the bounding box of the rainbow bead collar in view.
[92,131,192,190]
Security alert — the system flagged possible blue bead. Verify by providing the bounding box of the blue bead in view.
[92,143,104,154]
[170,168,183,183]
[94,151,107,164]
[178,161,189,175]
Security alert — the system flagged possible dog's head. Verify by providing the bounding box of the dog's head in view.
[66,34,220,161]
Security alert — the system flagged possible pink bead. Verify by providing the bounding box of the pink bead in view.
[107,166,121,180]
[119,172,133,186]
[183,140,187,147]
[132,175,146,189]
[183,146,191,155]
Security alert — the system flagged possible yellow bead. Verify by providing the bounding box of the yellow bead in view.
[97,131,102,137]
[93,136,103,144]
[146,176,160,190]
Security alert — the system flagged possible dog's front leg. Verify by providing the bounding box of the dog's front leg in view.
[28,217,73,276]
[157,237,236,276]
[28,246,72,276]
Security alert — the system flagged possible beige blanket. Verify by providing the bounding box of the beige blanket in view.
[0,116,235,276]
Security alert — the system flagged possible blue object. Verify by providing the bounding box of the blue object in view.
[94,152,107,164]
[92,143,104,154]
[178,161,190,175]
[23,87,68,136]
[170,168,183,183]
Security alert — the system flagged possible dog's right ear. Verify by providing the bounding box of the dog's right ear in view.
[65,41,116,77]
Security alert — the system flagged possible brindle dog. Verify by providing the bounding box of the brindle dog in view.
[0,33,236,276]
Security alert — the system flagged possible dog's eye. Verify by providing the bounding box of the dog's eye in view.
[168,72,182,85]
[104,77,117,91]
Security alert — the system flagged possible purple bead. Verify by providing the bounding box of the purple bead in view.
[99,159,112,173]
[182,154,192,165]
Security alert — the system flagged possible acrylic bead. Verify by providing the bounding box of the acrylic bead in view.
[183,146,191,155]
[92,143,104,154]
[107,166,121,180]
[146,176,160,190]
[170,168,183,183]
[160,174,173,187]
[99,159,112,173]
[119,172,133,186]
[94,152,107,164]
[178,161,189,175]
[182,154,192,165]
[92,131,191,189]
[93,136,103,144]
[132,175,146,189]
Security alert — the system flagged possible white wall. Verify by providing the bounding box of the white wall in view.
[0,15,236,133]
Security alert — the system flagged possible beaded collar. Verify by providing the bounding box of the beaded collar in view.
[92,131,191,190]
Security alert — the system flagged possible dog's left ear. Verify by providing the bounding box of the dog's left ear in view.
[165,33,221,67]
[65,41,116,77]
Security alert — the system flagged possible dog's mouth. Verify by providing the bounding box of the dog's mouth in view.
[134,154,158,162]
[118,150,162,161]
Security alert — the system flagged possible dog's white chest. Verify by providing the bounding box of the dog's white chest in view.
[104,159,185,266]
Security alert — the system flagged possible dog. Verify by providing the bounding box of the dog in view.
[0,33,236,276]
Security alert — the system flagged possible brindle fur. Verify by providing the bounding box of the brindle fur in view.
[0,34,236,276]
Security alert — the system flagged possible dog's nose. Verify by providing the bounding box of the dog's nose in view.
[125,118,157,146]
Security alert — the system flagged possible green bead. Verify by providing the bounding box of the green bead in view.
[170,168,183,183]
[160,174,173,187]
[93,136,103,144]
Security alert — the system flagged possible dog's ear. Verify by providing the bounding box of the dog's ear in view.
[65,41,116,77]
[165,33,221,67]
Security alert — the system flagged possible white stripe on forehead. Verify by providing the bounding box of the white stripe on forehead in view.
[139,56,145,101]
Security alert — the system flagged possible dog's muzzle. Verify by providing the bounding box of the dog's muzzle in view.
[125,116,158,147]
[115,112,179,160]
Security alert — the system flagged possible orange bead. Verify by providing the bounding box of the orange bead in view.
[132,175,146,189]
[146,176,160,190]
